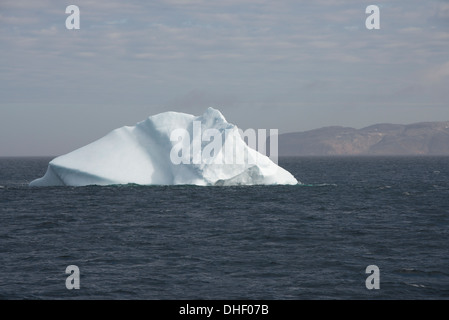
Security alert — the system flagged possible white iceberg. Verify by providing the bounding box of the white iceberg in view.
[29,108,299,186]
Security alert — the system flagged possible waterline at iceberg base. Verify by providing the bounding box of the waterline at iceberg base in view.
[30,108,299,187]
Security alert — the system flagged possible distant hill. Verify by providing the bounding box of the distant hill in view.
[277,121,449,156]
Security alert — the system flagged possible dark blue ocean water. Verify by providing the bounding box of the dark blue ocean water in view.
[0,156,448,299]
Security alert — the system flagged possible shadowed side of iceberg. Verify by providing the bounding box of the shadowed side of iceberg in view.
[30,124,175,186]
[214,165,297,186]
[29,164,65,186]
[29,163,117,187]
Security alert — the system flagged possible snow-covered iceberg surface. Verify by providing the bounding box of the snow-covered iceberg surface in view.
[30,108,299,186]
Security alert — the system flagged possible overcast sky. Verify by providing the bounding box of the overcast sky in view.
[1,0,449,156]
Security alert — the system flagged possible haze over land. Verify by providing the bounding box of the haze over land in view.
[278,121,449,156]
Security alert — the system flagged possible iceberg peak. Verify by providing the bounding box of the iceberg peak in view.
[30,108,299,187]
[203,107,226,121]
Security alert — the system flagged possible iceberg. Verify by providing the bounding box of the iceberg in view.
[29,108,299,186]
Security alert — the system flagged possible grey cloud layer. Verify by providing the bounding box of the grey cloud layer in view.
[1,0,448,155]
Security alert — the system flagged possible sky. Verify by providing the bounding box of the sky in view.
[1,0,449,156]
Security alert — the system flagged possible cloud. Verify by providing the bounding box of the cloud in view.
[436,2,449,19]
[425,60,449,83]
[1,0,449,155]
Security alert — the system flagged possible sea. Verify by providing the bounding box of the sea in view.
[0,156,448,300]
